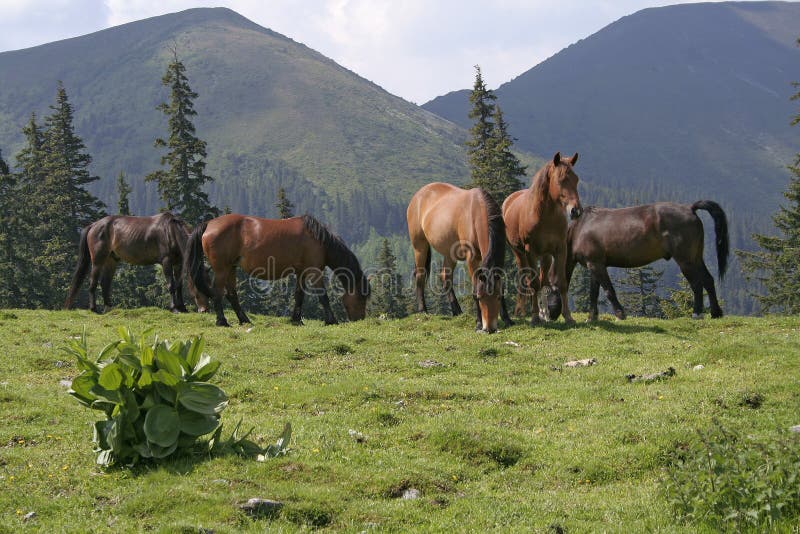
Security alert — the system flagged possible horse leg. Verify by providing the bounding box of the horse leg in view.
[224,272,251,325]
[528,254,543,326]
[99,261,118,311]
[678,262,705,319]
[472,295,483,331]
[172,262,188,313]
[512,248,530,318]
[309,274,337,325]
[210,267,231,327]
[700,262,723,318]
[441,255,461,316]
[88,263,103,313]
[291,276,306,325]
[588,274,600,322]
[500,293,514,327]
[554,249,575,325]
[161,257,182,313]
[412,244,430,313]
[587,263,625,320]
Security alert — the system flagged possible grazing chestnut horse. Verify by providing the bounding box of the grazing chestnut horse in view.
[406,183,507,333]
[64,212,208,313]
[185,213,369,327]
[503,152,583,325]
[566,201,729,320]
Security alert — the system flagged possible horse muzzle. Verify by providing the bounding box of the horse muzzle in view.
[570,206,583,220]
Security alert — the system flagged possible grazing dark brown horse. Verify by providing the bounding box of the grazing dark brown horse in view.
[64,212,208,313]
[406,183,508,333]
[503,152,583,325]
[185,213,369,327]
[566,201,729,320]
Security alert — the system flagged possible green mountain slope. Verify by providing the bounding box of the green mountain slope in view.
[423,2,800,217]
[0,7,467,237]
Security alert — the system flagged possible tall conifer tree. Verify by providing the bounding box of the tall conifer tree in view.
[146,50,217,225]
[275,187,295,219]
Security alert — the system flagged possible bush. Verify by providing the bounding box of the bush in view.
[663,420,800,530]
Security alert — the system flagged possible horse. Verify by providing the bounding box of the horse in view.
[64,212,209,313]
[565,201,729,320]
[406,183,508,333]
[184,213,370,327]
[503,152,583,325]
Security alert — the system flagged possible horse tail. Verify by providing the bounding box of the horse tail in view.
[692,200,729,280]
[64,224,92,309]
[184,222,212,299]
[478,189,506,271]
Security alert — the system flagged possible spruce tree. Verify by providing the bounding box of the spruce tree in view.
[0,148,18,306]
[117,171,132,216]
[369,238,407,318]
[0,149,8,175]
[569,264,593,313]
[275,187,295,218]
[466,66,497,193]
[489,105,526,201]
[737,60,800,314]
[146,51,217,225]
[617,266,664,317]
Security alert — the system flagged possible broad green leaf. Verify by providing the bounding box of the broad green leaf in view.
[155,343,186,378]
[179,409,220,436]
[177,382,228,415]
[90,384,123,405]
[152,369,179,387]
[98,363,124,391]
[186,337,205,369]
[132,441,153,459]
[190,355,220,382]
[116,326,132,343]
[148,440,179,459]
[97,341,121,361]
[93,420,113,450]
[120,389,141,423]
[69,373,99,405]
[140,345,154,366]
[143,405,180,447]
[154,382,177,404]
[138,367,154,388]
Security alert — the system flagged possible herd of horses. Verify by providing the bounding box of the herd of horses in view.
[64,152,729,333]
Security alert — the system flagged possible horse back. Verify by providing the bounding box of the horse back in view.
[408,183,486,258]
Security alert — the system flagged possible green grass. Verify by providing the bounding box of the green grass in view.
[1,308,798,531]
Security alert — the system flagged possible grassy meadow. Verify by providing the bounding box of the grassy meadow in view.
[0,308,798,532]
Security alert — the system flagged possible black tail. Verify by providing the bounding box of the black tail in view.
[64,225,92,308]
[184,222,212,298]
[692,200,729,280]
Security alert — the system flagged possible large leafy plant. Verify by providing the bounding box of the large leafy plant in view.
[66,328,229,466]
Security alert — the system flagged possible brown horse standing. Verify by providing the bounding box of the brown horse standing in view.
[406,183,507,333]
[566,201,729,320]
[503,152,583,325]
[64,212,208,313]
[185,214,369,327]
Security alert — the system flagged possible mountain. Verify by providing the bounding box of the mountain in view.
[0,7,467,239]
[424,1,800,217]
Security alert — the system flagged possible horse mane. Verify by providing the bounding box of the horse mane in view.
[478,189,505,271]
[162,212,192,255]
[301,214,369,297]
[530,162,552,218]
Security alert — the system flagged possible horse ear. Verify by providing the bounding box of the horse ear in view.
[552,152,561,166]
[570,152,579,166]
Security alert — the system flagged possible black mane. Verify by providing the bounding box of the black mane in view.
[302,215,369,297]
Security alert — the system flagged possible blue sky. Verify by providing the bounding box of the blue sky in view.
[0,0,774,103]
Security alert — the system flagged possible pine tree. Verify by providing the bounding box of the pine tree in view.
[0,148,18,305]
[466,65,497,193]
[569,264,593,313]
[0,149,8,175]
[489,105,526,201]
[275,187,295,218]
[617,266,664,317]
[737,60,800,314]
[369,238,407,318]
[146,50,217,225]
[465,66,526,204]
[117,172,132,216]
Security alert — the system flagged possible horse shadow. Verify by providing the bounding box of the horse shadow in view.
[510,318,666,335]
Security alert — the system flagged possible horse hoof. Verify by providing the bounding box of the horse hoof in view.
[529,317,542,327]
[711,311,723,319]
[691,313,704,320]
[564,318,576,326]
[170,308,181,314]
[216,319,231,327]
[291,319,304,326]
[587,314,598,322]
[615,311,626,320]
[90,308,101,315]
[504,319,515,327]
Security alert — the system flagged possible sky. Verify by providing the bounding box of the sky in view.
[0,0,774,104]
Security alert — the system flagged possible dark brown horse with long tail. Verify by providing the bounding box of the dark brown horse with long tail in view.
[566,201,729,320]
[503,152,583,325]
[185,213,370,327]
[406,183,508,333]
[64,212,208,313]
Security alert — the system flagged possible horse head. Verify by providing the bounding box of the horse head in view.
[338,268,371,321]
[475,267,503,333]
[547,152,583,220]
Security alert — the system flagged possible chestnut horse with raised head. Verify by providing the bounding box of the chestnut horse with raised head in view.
[185,213,370,327]
[503,152,583,325]
[64,212,209,313]
[566,201,729,320]
[407,183,508,333]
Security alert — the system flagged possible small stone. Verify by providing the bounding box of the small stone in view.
[59,379,72,388]
[239,498,283,518]
[790,425,800,433]
[394,400,405,408]
[54,360,70,368]
[348,429,366,443]
[626,367,676,383]
[211,479,228,485]
[693,364,704,371]
[418,359,444,368]
[563,358,597,368]
[402,488,421,500]
[23,511,36,521]
[504,341,521,347]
